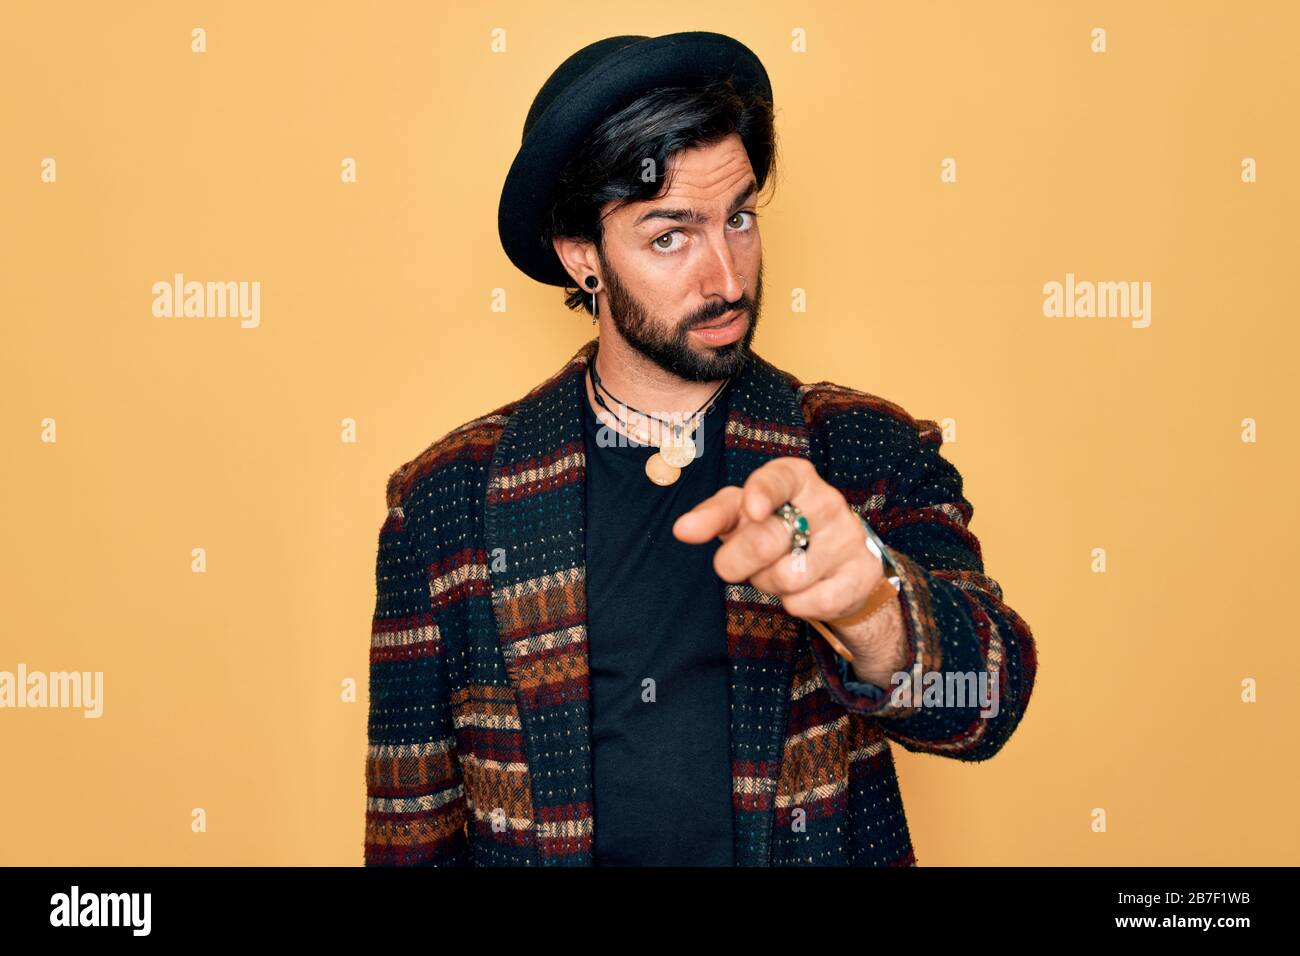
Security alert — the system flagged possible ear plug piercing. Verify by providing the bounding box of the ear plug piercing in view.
[585,275,599,324]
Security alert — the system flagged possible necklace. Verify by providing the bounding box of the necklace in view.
[587,352,731,486]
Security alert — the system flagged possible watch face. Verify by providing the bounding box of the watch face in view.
[864,529,884,561]
[857,513,896,578]
[856,512,883,553]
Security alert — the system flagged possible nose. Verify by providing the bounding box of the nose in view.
[700,233,747,307]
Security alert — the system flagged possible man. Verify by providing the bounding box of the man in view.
[364,31,1037,866]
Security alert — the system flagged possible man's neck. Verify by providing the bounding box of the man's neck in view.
[585,336,728,429]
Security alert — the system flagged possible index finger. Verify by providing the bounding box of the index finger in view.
[672,485,744,543]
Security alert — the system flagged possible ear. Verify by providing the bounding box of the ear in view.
[552,235,601,289]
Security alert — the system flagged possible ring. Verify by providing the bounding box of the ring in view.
[774,500,810,553]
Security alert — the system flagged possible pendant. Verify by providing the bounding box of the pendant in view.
[658,433,696,468]
[645,452,681,486]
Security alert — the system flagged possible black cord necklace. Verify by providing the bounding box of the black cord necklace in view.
[587,347,731,487]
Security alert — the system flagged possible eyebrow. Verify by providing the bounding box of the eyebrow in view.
[632,179,758,229]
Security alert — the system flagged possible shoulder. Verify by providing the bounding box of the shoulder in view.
[380,343,589,516]
[382,399,517,515]
[755,353,943,448]
[797,380,943,446]
[755,358,954,501]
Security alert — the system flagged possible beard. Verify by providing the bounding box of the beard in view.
[597,244,763,383]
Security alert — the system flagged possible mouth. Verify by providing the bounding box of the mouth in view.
[690,309,748,345]
[695,309,744,330]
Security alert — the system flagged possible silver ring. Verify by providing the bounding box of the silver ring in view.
[774,500,809,553]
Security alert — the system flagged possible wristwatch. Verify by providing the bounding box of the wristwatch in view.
[820,513,902,643]
[856,511,901,593]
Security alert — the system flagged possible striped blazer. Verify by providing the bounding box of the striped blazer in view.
[364,337,1038,866]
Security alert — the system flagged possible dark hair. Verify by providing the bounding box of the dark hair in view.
[546,78,779,314]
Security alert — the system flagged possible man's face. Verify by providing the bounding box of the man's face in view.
[594,133,764,383]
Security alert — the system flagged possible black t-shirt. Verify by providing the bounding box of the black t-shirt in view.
[581,374,735,866]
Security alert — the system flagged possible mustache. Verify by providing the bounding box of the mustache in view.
[686,298,752,329]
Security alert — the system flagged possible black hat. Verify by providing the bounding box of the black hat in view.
[497,31,773,288]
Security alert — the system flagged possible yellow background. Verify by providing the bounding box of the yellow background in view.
[3,0,1296,865]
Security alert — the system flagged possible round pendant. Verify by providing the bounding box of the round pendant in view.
[645,453,681,486]
[658,434,696,468]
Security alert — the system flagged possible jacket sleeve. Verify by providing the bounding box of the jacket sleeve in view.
[363,474,470,865]
[810,418,1038,762]
[836,654,890,700]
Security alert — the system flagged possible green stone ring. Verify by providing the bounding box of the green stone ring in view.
[774,501,810,553]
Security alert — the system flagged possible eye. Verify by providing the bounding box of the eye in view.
[652,230,684,253]
[650,211,759,256]
[729,210,758,231]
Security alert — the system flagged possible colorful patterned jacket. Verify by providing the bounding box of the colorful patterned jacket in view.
[364,337,1038,866]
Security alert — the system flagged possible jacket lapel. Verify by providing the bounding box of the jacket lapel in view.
[483,337,815,866]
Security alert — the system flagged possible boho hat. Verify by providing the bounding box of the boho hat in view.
[497,31,773,287]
